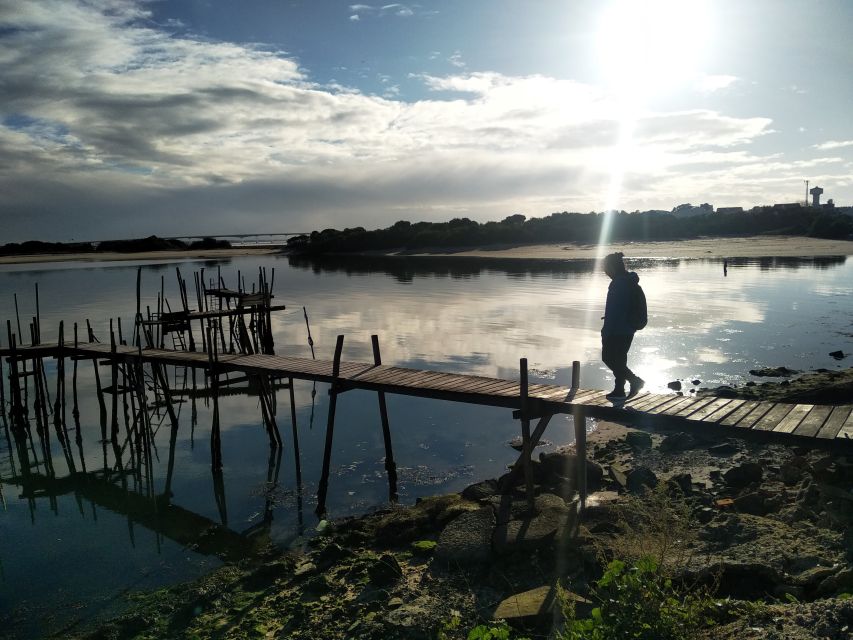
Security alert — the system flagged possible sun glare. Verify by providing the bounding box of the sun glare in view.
[595,0,713,100]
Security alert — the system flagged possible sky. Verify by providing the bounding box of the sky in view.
[1,0,852,242]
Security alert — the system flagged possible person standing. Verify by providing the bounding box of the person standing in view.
[601,252,645,400]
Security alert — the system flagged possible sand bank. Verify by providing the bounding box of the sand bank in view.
[0,247,279,266]
[397,235,853,260]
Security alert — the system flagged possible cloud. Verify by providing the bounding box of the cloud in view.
[346,3,415,18]
[813,139,853,150]
[349,14,360,21]
[0,0,811,242]
[695,74,738,92]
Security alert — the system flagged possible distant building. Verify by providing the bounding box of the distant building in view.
[716,206,744,214]
[672,202,713,217]
[772,203,801,210]
[810,185,824,207]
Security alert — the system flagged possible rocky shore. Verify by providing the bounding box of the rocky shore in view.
[68,370,853,640]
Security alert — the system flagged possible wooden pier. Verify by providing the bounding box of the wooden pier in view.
[2,265,851,519]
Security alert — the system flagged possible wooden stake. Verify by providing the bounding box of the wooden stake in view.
[316,334,344,516]
[519,358,535,509]
[371,335,397,502]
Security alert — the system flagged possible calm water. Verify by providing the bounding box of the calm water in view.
[0,253,851,637]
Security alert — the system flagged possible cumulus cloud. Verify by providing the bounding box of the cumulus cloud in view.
[0,0,800,242]
[346,3,415,18]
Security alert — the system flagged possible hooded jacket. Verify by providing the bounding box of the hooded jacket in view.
[602,271,640,336]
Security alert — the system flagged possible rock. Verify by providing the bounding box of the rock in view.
[745,381,756,387]
[434,507,495,565]
[374,507,431,544]
[749,366,799,377]
[667,380,682,391]
[817,568,853,596]
[492,585,555,621]
[294,561,317,577]
[691,379,701,385]
[507,435,550,452]
[493,505,575,555]
[660,432,696,452]
[537,452,604,491]
[608,464,628,490]
[780,461,805,485]
[829,350,845,360]
[667,472,693,496]
[723,462,763,488]
[316,542,351,568]
[626,466,658,493]
[387,597,404,609]
[489,492,568,525]
[367,553,403,587]
[410,540,437,556]
[709,442,740,456]
[690,561,783,598]
[733,490,774,516]
[385,597,432,634]
[461,479,499,501]
[625,431,652,450]
[713,385,739,398]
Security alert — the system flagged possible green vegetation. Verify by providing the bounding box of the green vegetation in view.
[289,205,853,254]
[560,557,711,640]
[0,235,231,256]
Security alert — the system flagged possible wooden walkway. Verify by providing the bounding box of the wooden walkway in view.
[4,341,852,448]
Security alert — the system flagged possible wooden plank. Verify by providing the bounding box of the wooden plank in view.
[702,398,746,423]
[719,400,761,426]
[817,406,852,439]
[622,392,653,408]
[751,403,796,431]
[837,408,853,441]
[731,402,775,429]
[771,404,814,434]
[576,390,613,407]
[687,397,733,421]
[536,387,596,402]
[793,405,833,438]
[631,394,679,412]
[660,396,701,416]
[675,396,719,418]
[645,396,689,415]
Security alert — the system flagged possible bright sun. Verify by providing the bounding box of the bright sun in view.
[595,0,713,100]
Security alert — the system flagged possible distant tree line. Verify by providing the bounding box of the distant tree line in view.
[0,236,231,257]
[288,205,853,254]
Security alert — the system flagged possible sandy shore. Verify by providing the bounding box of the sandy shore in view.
[398,235,853,259]
[0,247,279,265]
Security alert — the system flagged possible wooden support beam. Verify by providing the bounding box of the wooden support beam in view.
[316,334,344,516]
[372,335,398,502]
[519,358,535,509]
[288,376,302,485]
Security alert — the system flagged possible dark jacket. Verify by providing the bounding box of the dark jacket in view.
[602,271,640,336]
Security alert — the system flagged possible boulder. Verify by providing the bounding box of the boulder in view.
[434,507,495,565]
[667,472,693,496]
[625,431,653,450]
[492,585,556,621]
[367,553,403,587]
[626,466,658,493]
[492,506,574,555]
[733,490,775,516]
[829,350,845,360]
[462,479,499,501]
[749,367,799,377]
[660,432,696,452]
[667,380,682,391]
[723,462,763,488]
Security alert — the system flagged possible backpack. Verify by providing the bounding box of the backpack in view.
[630,282,648,330]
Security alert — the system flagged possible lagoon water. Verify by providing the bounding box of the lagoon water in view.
[1,253,851,637]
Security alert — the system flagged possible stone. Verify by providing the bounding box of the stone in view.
[817,568,853,596]
[387,597,404,609]
[367,553,403,587]
[316,542,351,568]
[492,585,555,621]
[385,598,432,635]
[493,506,574,555]
[434,506,495,565]
[626,466,658,493]
[294,561,317,577]
[625,431,652,450]
[723,462,763,488]
[374,507,431,544]
[780,461,805,485]
[608,464,628,489]
[829,350,845,360]
[667,472,693,496]
[537,452,604,491]
[733,490,774,516]
[461,479,499,501]
[709,442,740,456]
[660,432,696,452]
[749,367,799,377]
[667,380,682,391]
[691,379,701,385]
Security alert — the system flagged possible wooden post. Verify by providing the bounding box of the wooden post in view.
[316,334,344,516]
[571,360,580,390]
[110,319,119,443]
[371,335,398,502]
[7,322,25,433]
[574,407,588,510]
[519,358,535,509]
[287,377,301,484]
[207,327,222,470]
